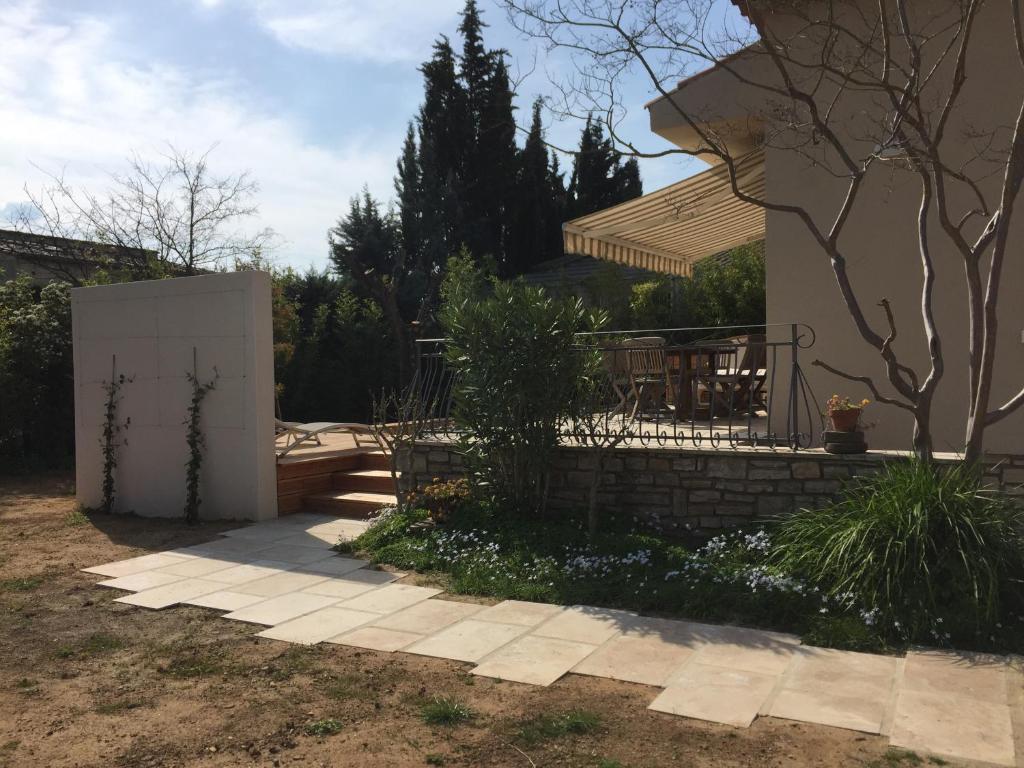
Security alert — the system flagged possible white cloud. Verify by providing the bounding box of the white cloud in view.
[227,0,463,63]
[0,1,400,269]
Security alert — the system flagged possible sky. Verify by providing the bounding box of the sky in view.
[0,0,721,271]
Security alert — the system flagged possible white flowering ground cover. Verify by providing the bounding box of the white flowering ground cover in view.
[341,505,1024,654]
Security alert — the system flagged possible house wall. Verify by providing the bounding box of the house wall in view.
[71,271,277,521]
[762,2,1024,455]
[649,0,1024,456]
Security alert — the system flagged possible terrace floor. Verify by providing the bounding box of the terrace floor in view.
[83,514,1023,767]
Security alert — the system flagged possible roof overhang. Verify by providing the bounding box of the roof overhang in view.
[561,150,765,277]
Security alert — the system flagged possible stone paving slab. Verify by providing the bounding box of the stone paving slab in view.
[258,606,379,645]
[472,635,599,686]
[203,560,300,585]
[650,662,778,727]
[768,648,900,734]
[902,648,1009,705]
[248,544,337,565]
[372,599,481,634]
[276,532,337,549]
[301,556,373,577]
[473,600,565,627]
[222,593,339,626]
[82,517,1023,767]
[331,626,426,652]
[301,578,383,600]
[572,632,697,687]
[83,551,190,577]
[114,578,225,609]
[531,605,638,645]
[98,571,185,592]
[685,638,797,677]
[407,619,528,663]
[178,537,276,557]
[338,584,441,614]
[184,590,267,611]
[154,556,247,579]
[890,688,1016,766]
[230,570,332,598]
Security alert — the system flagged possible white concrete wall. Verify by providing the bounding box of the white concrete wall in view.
[72,271,277,521]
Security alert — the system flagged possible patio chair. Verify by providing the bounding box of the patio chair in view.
[625,337,675,419]
[601,340,633,416]
[275,419,374,457]
[706,334,768,415]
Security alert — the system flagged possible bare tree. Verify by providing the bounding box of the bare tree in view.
[14,145,273,278]
[370,385,434,511]
[501,0,1024,463]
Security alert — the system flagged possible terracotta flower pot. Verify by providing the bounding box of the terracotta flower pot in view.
[828,407,862,432]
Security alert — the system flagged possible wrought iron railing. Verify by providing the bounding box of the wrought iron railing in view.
[412,323,821,450]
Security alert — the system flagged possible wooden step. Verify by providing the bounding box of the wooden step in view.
[276,453,362,482]
[332,469,397,494]
[358,452,391,471]
[302,491,397,518]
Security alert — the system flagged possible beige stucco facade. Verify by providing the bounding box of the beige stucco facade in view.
[645,0,1023,455]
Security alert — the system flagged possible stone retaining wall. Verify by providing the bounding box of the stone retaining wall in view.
[401,442,1024,533]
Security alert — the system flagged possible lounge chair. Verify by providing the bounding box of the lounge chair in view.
[275,419,375,457]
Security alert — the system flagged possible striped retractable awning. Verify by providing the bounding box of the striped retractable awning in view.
[562,150,765,277]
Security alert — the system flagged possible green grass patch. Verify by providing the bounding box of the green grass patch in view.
[425,754,445,766]
[159,651,224,678]
[597,760,624,768]
[421,696,474,726]
[1,577,42,592]
[322,673,373,701]
[516,709,600,746]
[65,507,89,526]
[95,698,149,715]
[57,632,123,658]
[304,718,343,737]
[265,646,320,681]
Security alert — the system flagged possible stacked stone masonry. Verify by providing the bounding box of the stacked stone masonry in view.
[401,443,1024,533]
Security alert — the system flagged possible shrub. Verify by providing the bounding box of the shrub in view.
[410,478,472,524]
[0,278,74,468]
[440,279,604,515]
[772,460,1024,643]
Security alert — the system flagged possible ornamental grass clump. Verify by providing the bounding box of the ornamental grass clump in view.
[772,460,1024,644]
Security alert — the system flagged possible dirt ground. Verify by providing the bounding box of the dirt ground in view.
[0,474,934,768]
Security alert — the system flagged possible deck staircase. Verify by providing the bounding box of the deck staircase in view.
[276,450,398,518]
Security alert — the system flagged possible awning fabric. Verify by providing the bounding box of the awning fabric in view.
[562,150,765,277]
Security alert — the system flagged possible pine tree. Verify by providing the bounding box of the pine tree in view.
[329,190,412,382]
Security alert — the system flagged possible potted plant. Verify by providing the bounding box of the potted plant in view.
[825,394,870,432]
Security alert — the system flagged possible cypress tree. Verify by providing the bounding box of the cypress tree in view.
[567,116,643,218]
[394,122,422,270]
[508,98,552,273]
[417,36,469,273]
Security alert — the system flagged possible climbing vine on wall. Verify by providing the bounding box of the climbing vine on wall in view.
[184,349,218,524]
[99,355,133,513]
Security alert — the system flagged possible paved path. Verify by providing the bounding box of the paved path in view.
[84,513,1023,767]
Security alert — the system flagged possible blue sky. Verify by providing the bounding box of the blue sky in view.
[0,0,723,270]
